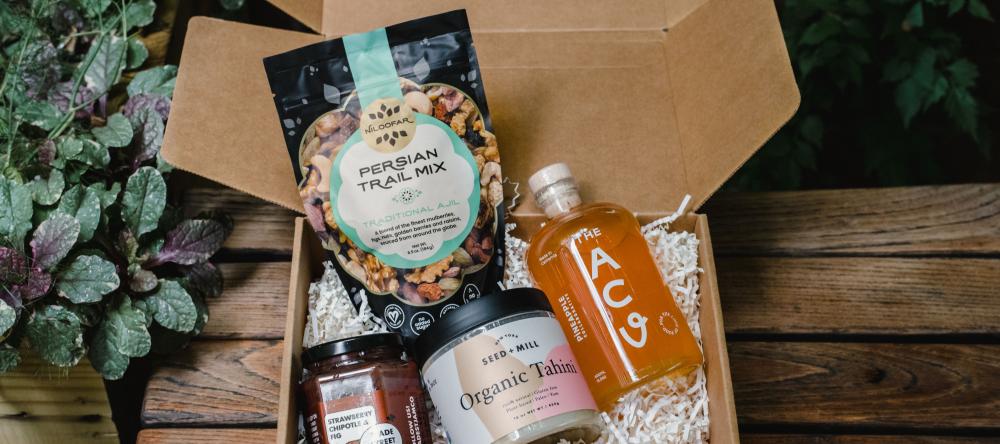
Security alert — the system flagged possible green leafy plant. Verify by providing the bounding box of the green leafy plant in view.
[0,1,231,379]
[730,0,994,189]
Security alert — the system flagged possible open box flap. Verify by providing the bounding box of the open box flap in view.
[161,18,321,210]
[266,0,323,33]
[162,0,797,214]
[321,0,707,35]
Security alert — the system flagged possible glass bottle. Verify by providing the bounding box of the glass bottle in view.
[524,163,703,411]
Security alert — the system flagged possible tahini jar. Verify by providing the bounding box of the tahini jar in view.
[414,288,602,444]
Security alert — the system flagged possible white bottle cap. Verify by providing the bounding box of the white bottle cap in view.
[528,163,581,218]
[528,162,574,194]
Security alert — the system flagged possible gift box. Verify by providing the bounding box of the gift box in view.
[160,0,799,442]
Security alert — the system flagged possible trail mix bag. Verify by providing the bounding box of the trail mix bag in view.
[264,10,504,343]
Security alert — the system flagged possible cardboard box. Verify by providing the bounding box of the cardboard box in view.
[160,0,799,442]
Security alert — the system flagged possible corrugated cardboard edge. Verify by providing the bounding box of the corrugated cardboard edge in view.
[278,218,319,444]
[276,215,739,443]
[694,214,738,443]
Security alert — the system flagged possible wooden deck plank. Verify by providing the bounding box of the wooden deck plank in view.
[199,257,1000,340]
[180,183,1000,257]
[136,430,992,444]
[0,356,118,443]
[141,340,1000,431]
[702,184,1000,256]
[718,257,1000,335]
[180,186,297,256]
[138,428,275,443]
[202,263,290,339]
[741,435,989,443]
[731,342,1000,430]
[141,340,282,427]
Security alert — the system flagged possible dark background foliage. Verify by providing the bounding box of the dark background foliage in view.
[729,0,999,190]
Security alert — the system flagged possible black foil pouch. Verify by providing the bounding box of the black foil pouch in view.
[264,10,504,344]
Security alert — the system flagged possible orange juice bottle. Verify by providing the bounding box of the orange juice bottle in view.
[524,163,703,410]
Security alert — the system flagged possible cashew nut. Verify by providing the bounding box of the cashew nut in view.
[405,91,432,114]
[310,155,332,194]
[481,161,501,186]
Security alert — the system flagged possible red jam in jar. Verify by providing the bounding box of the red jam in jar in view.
[299,333,431,444]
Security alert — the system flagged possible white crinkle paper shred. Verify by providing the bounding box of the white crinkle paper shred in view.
[302,218,709,444]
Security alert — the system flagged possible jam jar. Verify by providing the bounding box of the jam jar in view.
[300,333,431,444]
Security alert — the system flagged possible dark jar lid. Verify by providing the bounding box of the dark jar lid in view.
[302,332,404,367]
[414,287,552,368]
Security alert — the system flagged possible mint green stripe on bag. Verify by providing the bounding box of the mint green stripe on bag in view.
[343,29,404,108]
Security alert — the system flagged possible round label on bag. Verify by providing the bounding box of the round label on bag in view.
[331,112,479,269]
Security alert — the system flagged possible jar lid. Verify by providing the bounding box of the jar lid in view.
[302,333,404,367]
[414,287,552,368]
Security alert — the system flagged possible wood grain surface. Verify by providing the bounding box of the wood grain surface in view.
[740,435,991,443]
[137,428,275,443]
[717,257,1000,335]
[140,182,1000,442]
[0,356,118,443]
[141,340,282,427]
[181,183,1000,257]
[138,430,992,443]
[202,263,290,339]
[730,342,1000,430]
[141,339,1000,431]
[701,184,1000,256]
[180,185,298,257]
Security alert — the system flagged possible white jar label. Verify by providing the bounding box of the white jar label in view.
[360,423,403,444]
[325,406,377,443]
[421,316,597,442]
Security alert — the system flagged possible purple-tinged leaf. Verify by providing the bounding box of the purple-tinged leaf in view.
[31,213,80,270]
[20,41,60,101]
[122,93,170,121]
[0,247,29,284]
[49,81,98,119]
[180,262,223,298]
[149,220,226,266]
[16,267,52,301]
[128,108,164,164]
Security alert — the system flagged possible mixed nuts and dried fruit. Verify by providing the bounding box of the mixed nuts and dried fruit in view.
[265,9,504,342]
